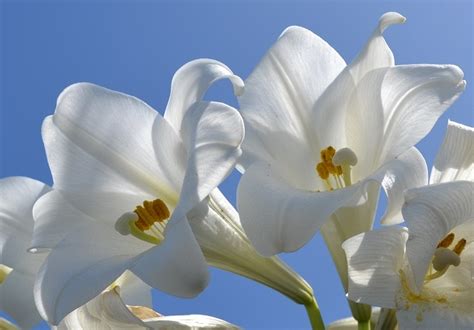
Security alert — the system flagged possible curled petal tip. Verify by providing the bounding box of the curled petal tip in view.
[378,12,406,33]
[231,76,245,97]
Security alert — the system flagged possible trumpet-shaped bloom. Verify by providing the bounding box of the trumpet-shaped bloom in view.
[0,177,50,329]
[236,11,465,268]
[33,59,313,324]
[32,59,246,324]
[343,122,474,328]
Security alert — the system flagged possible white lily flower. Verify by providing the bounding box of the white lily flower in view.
[0,177,50,329]
[343,122,474,328]
[344,182,473,329]
[236,11,465,290]
[57,271,238,330]
[32,59,313,324]
[32,58,244,325]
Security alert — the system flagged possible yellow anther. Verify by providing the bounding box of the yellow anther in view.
[316,162,329,180]
[437,233,455,248]
[320,146,336,163]
[115,199,170,245]
[134,199,170,230]
[453,239,467,255]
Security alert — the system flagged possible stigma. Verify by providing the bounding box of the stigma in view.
[115,199,171,245]
[425,233,466,282]
[315,146,358,190]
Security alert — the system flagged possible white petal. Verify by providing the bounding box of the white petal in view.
[342,226,408,308]
[377,65,466,164]
[144,314,239,329]
[34,223,146,325]
[349,12,405,82]
[0,271,43,329]
[172,101,244,221]
[430,120,474,184]
[0,177,50,240]
[237,162,369,256]
[238,25,345,171]
[164,59,244,133]
[31,190,95,251]
[131,218,209,298]
[402,181,474,290]
[57,287,149,330]
[378,147,428,225]
[313,12,403,159]
[397,306,474,329]
[43,83,181,202]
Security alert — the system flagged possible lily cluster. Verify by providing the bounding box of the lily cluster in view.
[0,11,472,330]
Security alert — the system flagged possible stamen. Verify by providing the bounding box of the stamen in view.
[114,199,171,245]
[437,233,455,248]
[316,162,329,180]
[453,239,467,255]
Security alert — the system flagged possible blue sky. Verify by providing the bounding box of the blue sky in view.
[1,0,472,329]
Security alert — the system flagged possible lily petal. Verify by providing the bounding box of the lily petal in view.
[237,162,367,256]
[402,181,474,290]
[131,218,209,298]
[430,120,474,184]
[172,101,244,221]
[42,83,181,201]
[0,271,43,329]
[342,226,408,308]
[377,65,466,164]
[378,147,429,225]
[144,314,239,329]
[349,12,405,82]
[238,25,345,172]
[313,12,404,151]
[56,287,149,330]
[164,59,244,133]
[34,223,146,325]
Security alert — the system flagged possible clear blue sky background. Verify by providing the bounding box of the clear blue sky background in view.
[1,0,472,329]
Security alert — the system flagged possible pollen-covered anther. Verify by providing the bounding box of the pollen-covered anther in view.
[316,162,329,180]
[453,239,466,256]
[437,233,455,248]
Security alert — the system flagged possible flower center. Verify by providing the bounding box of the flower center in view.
[315,146,358,190]
[0,264,13,284]
[425,233,466,282]
[115,199,171,245]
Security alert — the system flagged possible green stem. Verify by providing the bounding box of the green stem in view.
[358,320,371,330]
[304,297,325,330]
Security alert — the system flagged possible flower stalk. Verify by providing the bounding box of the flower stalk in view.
[304,297,325,330]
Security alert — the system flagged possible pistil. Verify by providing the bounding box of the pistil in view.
[315,146,358,190]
